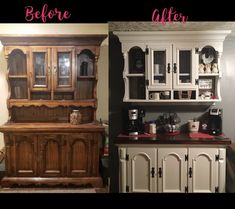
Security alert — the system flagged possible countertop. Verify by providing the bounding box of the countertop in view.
[115,133,231,145]
[0,122,105,133]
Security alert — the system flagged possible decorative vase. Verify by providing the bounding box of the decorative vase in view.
[70,110,82,125]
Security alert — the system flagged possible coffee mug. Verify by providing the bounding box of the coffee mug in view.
[149,92,160,100]
[161,91,170,99]
[188,120,200,133]
[149,123,156,134]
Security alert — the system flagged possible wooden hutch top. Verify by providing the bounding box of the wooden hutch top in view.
[0,34,107,127]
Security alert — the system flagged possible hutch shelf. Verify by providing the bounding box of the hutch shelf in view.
[0,35,107,187]
[114,31,231,104]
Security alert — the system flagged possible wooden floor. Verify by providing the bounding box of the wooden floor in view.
[0,186,108,193]
[0,184,109,193]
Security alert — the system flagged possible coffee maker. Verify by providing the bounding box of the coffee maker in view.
[123,108,145,135]
[208,108,222,135]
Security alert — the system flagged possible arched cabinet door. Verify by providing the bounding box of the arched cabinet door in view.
[66,133,92,177]
[158,148,187,193]
[76,49,96,100]
[13,134,37,177]
[188,148,218,193]
[127,147,156,193]
[38,135,65,177]
[7,48,29,100]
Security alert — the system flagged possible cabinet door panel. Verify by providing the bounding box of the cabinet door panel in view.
[173,44,197,89]
[53,47,75,91]
[13,135,37,176]
[67,133,92,177]
[148,44,172,90]
[188,148,218,193]
[38,135,65,177]
[30,47,51,91]
[127,147,156,193]
[158,148,187,193]
[122,44,147,101]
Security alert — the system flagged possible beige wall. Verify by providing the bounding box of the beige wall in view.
[0,24,108,148]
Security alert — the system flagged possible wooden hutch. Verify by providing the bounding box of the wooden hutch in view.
[0,35,107,187]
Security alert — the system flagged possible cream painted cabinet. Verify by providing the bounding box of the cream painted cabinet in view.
[119,147,188,193]
[158,148,187,193]
[127,147,156,193]
[114,31,230,103]
[118,146,226,193]
[188,148,226,193]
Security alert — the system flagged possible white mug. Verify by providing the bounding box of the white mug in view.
[188,120,200,133]
[149,123,156,134]
[149,92,160,100]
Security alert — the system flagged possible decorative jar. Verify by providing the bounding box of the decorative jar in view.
[70,110,82,125]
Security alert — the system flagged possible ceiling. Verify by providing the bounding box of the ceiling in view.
[109,22,235,37]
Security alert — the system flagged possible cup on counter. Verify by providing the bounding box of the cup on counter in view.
[188,120,200,133]
[149,92,160,100]
[149,123,156,134]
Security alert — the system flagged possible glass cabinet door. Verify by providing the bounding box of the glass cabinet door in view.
[124,46,146,100]
[76,49,95,100]
[8,48,28,99]
[53,47,74,91]
[30,47,50,91]
[173,44,197,89]
[148,44,172,90]
[128,47,145,74]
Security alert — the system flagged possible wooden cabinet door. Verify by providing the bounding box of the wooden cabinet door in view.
[13,134,37,177]
[30,47,51,91]
[158,148,187,193]
[127,147,156,193]
[38,135,65,177]
[66,133,93,177]
[188,148,218,193]
[52,47,75,91]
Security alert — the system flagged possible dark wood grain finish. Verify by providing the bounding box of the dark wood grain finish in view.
[0,123,104,133]
[14,135,37,177]
[38,135,64,177]
[115,134,231,145]
[8,100,97,108]
[1,130,104,187]
[11,106,94,123]
[0,35,107,46]
[1,177,103,187]
[67,134,91,177]
[0,35,106,187]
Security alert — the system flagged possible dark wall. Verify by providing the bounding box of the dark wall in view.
[109,32,124,192]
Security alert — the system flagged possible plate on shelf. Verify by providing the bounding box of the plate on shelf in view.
[201,46,216,64]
